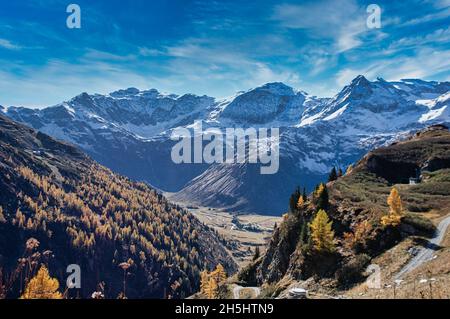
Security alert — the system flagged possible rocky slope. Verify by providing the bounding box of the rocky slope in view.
[0,114,236,299]
[239,125,450,295]
[2,76,449,215]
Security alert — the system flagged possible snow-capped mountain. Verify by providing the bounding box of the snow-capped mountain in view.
[2,76,449,215]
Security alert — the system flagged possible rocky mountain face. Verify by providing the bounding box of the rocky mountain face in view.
[2,76,449,215]
[241,125,450,292]
[0,114,236,299]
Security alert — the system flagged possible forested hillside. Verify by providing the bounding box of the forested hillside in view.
[0,114,236,299]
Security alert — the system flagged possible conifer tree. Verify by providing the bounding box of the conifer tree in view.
[328,167,338,182]
[212,264,227,284]
[381,187,404,227]
[337,168,343,177]
[253,246,261,261]
[200,270,210,295]
[20,266,63,299]
[299,220,309,246]
[296,196,305,209]
[204,277,218,299]
[314,183,329,211]
[388,187,403,216]
[289,187,302,212]
[309,209,335,253]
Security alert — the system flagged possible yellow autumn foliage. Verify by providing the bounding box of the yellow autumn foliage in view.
[310,209,335,253]
[381,187,404,227]
[20,266,63,299]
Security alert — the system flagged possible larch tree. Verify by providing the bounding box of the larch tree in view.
[212,264,227,284]
[20,266,63,299]
[388,187,403,216]
[381,187,404,227]
[200,270,210,295]
[297,195,305,209]
[204,276,218,299]
[309,209,335,253]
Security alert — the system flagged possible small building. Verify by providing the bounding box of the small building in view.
[288,288,308,299]
[409,168,422,185]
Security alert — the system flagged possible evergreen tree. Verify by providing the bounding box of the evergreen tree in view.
[337,168,343,177]
[309,210,335,253]
[314,183,329,211]
[302,187,307,201]
[289,187,302,212]
[299,219,309,246]
[253,246,261,261]
[328,167,338,182]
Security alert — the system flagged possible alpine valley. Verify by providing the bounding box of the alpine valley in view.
[2,76,449,215]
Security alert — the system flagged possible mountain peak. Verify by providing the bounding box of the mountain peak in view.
[350,75,371,86]
[110,87,141,98]
[256,82,296,96]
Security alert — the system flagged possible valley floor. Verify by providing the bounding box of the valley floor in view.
[168,199,281,266]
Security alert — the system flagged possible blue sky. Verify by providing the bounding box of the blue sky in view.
[0,0,449,107]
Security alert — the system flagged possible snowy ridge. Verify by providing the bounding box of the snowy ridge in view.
[2,76,450,214]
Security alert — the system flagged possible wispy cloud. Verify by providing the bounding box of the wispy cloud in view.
[401,5,450,26]
[0,0,448,106]
[272,0,368,52]
[336,47,450,87]
[0,38,21,50]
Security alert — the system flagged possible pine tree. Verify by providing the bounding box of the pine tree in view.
[337,168,343,177]
[289,187,302,212]
[302,187,307,201]
[314,183,329,211]
[20,266,63,299]
[309,209,335,253]
[253,246,261,261]
[328,167,338,182]
[299,219,309,246]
